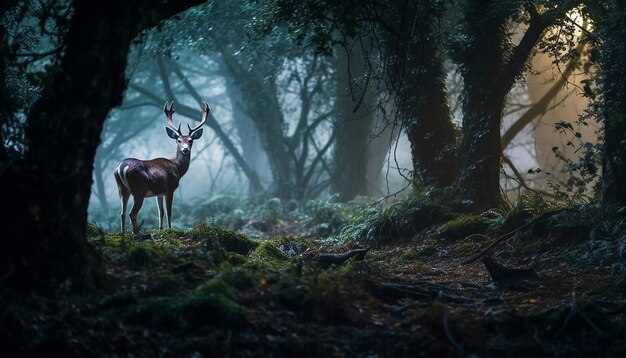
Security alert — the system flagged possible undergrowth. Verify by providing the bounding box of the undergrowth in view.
[4,191,626,356]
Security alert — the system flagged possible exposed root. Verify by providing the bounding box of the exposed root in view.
[557,292,602,335]
[443,311,464,354]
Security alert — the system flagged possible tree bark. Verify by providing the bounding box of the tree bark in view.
[331,48,374,201]
[456,1,508,210]
[1,0,203,289]
[385,1,458,188]
[93,150,109,209]
[600,1,626,206]
[456,0,555,210]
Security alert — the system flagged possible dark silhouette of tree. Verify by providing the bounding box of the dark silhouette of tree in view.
[0,0,204,289]
[597,0,626,206]
[453,1,575,209]
[385,1,459,189]
[331,46,376,201]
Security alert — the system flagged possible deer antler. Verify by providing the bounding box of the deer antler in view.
[164,101,181,135]
[187,101,210,135]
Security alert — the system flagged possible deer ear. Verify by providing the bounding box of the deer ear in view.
[190,128,203,140]
[166,127,179,140]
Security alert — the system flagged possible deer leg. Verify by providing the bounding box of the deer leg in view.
[115,175,130,234]
[120,193,130,233]
[156,195,165,230]
[129,194,146,234]
[165,191,174,229]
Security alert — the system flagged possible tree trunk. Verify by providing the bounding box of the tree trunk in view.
[214,39,295,199]
[385,1,458,188]
[600,1,626,206]
[456,2,508,210]
[456,0,552,210]
[93,150,109,209]
[223,75,271,194]
[1,0,203,289]
[331,48,374,201]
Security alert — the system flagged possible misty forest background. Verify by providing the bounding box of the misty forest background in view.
[1,0,626,356]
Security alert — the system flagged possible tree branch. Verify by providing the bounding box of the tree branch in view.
[501,38,585,149]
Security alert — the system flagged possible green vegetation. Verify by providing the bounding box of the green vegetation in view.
[4,194,626,356]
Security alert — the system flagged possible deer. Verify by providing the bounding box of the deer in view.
[113,101,209,234]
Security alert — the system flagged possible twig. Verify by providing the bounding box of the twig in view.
[463,233,490,242]
[443,311,464,354]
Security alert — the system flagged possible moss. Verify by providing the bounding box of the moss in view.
[102,233,135,252]
[188,278,247,328]
[127,245,160,268]
[219,265,261,290]
[96,230,186,268]
[86,223,107,241]
[101,277,246,331]
[272,276,311,308]
[188,224,259,255]
[435,214,490,241]
[150,229,185,249]
[225,252,249,266]
[452,242,476,255]
[399,245,438,262]
[253,240,287,261]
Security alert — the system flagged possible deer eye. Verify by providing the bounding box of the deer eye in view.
[177,139,182,143]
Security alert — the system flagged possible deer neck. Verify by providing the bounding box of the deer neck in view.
[172,150,191,177]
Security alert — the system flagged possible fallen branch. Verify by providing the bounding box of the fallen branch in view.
[317,247,371,267]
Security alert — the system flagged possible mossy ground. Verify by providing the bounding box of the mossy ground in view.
[2,195,625,357]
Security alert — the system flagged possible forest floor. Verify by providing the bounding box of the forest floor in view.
[2,196,626,357]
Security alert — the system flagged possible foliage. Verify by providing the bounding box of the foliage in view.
[547,122,603,203]
[556,205,626,272]
[487,194,558,232]
[330,188,458,245]
[187,223,260,255]
[8,195,626,356]
[89,194,359,238]
[99,277,247,331]
[435,214,491,241]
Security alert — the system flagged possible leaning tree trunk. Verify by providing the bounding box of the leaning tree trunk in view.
[600,1,626,207]
[386,1,458,189]
[1,0,203,289]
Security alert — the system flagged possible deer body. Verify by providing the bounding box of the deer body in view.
[114,101,209,234]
